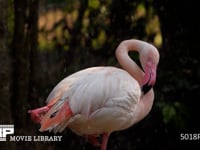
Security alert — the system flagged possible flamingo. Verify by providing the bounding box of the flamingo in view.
[28,39,159,150]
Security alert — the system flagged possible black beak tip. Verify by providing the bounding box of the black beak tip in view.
[142,83,152,95]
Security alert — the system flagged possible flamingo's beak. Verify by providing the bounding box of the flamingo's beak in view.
[142,63,157,94]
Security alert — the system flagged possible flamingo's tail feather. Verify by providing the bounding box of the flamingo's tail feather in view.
[39,100,72,133]
[28,97,60,123]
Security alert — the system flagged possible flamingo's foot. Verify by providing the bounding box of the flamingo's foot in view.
[28,105,52,123]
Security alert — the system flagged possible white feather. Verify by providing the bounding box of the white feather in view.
[46,66,141,134]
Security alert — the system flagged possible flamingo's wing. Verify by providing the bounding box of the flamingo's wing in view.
[42,67,141,133]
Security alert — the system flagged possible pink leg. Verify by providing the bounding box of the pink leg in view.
[101,133,110,150]
[28,105,52,123]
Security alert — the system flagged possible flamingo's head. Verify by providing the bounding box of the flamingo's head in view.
[140,44,159,94]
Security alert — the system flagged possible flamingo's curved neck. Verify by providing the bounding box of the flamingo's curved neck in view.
[116,39,146,85]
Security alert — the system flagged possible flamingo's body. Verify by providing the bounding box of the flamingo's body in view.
[29,39,159,150]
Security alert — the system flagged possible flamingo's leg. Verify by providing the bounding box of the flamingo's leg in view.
[101,133,110,150]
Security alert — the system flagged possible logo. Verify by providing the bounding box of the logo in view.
[0,124,62,142]
[0,125,14,141]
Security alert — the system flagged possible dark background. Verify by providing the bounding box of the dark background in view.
[0,0,200,149]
